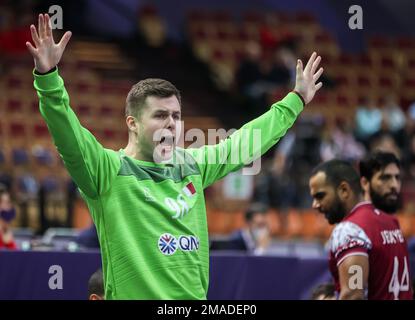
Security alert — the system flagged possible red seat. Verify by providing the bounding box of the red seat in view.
[369,36,391,49]
[242,12,263,24]
[7,77,23,88]
[336,94,351,107]
[33,123,49,137]
[315,32,334,44]
[9,122,26,137]
[7,99,23,113]
[378,76,394,88]
[334,75,351,87]
[337,54,354,66]
[295,12,316,24]
[211,11,231,23]
[313,92,329,105]
[396,37,415,50]
[77,104,92,116]
[357,54,374,67]
[357,75,373,87]
[380,56,396,68]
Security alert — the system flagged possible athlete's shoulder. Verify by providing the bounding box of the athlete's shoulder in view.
[346,202,378,225]
[330,220,372,257]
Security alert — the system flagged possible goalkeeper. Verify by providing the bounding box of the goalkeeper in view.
[26,14,323,299]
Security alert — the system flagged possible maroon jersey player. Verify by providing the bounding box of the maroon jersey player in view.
[309,160,412,300]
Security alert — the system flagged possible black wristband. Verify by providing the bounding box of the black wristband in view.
[34,66,57,75]
[292,90,306,106]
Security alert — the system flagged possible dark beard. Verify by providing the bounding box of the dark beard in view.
[370,188,401,214]
[326,196,346,225]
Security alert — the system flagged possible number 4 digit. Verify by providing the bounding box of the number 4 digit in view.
[388,256,410,300]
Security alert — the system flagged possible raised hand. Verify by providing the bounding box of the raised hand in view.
[293,52,324,105]
[26,14,72,73]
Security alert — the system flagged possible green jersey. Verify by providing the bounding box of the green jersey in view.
[34,69,303,299]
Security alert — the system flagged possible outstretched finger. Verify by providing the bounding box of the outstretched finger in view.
[313,67,324,82]
[311,56,321,74]
[58,31,72,51]
[304,52,316,73]
[30,24,41,47]
[296,59,303,77]
[45,14,52,38]
[315,82,323,91]
[26,41,37,56]
[38,14,43,39]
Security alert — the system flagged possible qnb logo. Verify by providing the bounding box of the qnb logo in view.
[158,233,199,255]
[158,233,178,255]
[178,235,200,252]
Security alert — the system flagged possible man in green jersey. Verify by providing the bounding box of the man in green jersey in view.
[26,14,323,299]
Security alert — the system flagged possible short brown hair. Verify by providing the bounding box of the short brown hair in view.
[125,78,181,118]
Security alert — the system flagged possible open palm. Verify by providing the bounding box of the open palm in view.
[26,14,72,73]
[294,52,324,105]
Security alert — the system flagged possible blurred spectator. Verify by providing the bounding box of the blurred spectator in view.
[254,118,321,222]
[259,13,296,55]
[354,95,382,146]
[382,95,406,133]
[403,134,415,179]
[0,1,32,56]
[235,42,263,98]
[369,133,401,159]
[230,203,271,254]
[320,118,365,162]
[261,49,291,89]
[235,41,291,117]
[0,184,17,249]
[210,203,271,254]
[381,95,406,148]
[406,101,415,135]
[76,223,100,249]
[310,283,336,300]
[88,269,105,300]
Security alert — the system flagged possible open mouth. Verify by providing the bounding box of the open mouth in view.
[158,135,175,156]
[159,135,175,146]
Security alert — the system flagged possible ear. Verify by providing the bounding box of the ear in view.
[360,176,370,195]
[337,181,351,201]
[126,115,138,132]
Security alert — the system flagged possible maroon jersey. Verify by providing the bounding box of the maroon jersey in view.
[329,201,413,300]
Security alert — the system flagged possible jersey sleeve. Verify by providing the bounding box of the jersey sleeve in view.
[185,92,303,188]
[329,221,372,266]
[33,68,121,199]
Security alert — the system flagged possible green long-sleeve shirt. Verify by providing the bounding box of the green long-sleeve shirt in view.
[34,69,303,299]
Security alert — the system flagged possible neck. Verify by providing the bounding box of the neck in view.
[124,135,151,162]
[344,194,364,215]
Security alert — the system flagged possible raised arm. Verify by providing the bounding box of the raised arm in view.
[26,14,120,199]
[187,52,324,188]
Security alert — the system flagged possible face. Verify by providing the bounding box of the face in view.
[249,214,268,230]
[0,193,12,210]
[366,163,401,213]
[131,95,181,162]
[309,172,346,225]
[249,213,269,240]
